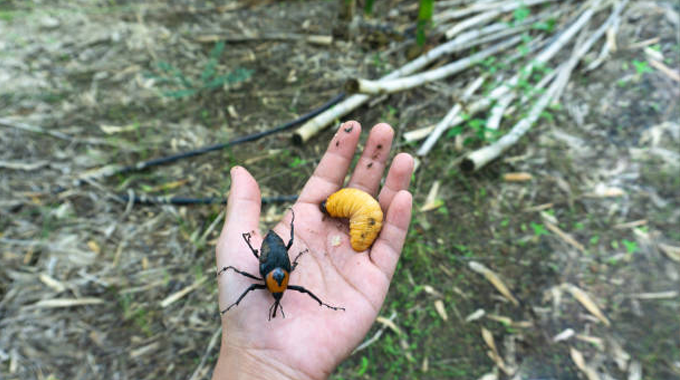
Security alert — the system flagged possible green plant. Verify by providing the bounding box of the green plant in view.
[622,239,638,254]
[364,0,375,15]
[146,41,253,99]
[632,60,653,75]
[289,156,306,168]
[532,18,557,32]
[589,235,600,245]
[513,4,530,23]
[530,222,549,237]
[416,0,434,46]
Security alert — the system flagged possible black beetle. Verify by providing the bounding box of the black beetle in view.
[218,210,345,320]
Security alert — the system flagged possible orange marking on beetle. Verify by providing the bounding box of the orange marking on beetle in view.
[322,188,383,251]
[266,270,289,293]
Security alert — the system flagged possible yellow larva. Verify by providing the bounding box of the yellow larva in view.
[321,188,383,252]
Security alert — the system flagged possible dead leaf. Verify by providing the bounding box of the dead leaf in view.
[376,316,403,336]
[553,328,575,342]
[420,181,443,212]
[87,240,101,255]
[570,347,601,380]
[469,261,519,306]
[27,298,104,309]
[434,300,448,321]
[563,283,611,327]
[99,124,138,134]
[503,172,532,182]
[544,221,586,253]
[466,309,485,322]
[659,243,680,262]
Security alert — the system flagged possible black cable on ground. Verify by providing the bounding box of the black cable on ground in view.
[117,193,298,206]
[118,93,345,174]
[69,92,346,188]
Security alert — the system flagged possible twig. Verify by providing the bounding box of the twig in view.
[196,33,333,46]
[647,58,680,82]
[416,77,485,156]
[65,93,345,189]
[188,327,222,380]
[115,193,298,206]
[0,117,72,140]
[346,37,520,95]
[160,276,208,308]
[352,311,397,354]
[461,0,627,172]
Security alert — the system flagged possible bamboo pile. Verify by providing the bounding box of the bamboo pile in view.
[294,0,629,171]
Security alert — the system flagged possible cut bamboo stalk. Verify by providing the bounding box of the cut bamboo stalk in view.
[485,92,515,136]
[346,36,520,95]
[461,1,627,172]
[435,0,558,24]
[444,9,501,40]
[416,77,485,156]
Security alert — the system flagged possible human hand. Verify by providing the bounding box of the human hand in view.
[213,121,414,380]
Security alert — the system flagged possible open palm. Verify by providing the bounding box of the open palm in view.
[214,121,414,380]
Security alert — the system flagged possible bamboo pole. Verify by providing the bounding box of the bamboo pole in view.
[345,36,521,95]
[416,77,485,156]
[444,9,502,40]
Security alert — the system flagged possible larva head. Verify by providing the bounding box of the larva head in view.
[319,199,329,215]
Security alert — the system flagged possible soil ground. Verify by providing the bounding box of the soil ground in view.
[1,1,679,379]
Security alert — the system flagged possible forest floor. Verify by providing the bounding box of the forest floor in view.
[1,1,679,379]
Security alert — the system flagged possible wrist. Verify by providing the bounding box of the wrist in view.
[212,338,318,380]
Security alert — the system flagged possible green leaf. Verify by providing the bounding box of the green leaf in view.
[531,222,549,237]
[632,60,653,74]
[513,5,530,23]
[357,356,369,376]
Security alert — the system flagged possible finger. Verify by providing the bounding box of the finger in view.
[347,123,394,196]
[298,121,362,204]
[217,166,262,262]
[378,153,414,211]
[370,190,412,279]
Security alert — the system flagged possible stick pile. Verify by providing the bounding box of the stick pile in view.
[294,0,629,171]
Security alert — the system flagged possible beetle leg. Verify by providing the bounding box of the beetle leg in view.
[290,249,308,272]
[286,209,295,250]
[217,266,261,281]
[287,285,345,311]
[221,283,266,314]
[268,300,286,320]
[242,232,259,259]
